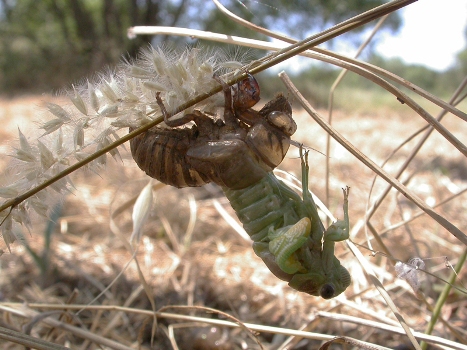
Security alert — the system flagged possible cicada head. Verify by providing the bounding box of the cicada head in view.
[253,241,351,299]
[233,73,261,109]
[288,264,351,299]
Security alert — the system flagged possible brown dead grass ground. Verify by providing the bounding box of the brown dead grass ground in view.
[0,94,466,349]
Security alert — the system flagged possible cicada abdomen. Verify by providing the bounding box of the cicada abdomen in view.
[129,125,211,188]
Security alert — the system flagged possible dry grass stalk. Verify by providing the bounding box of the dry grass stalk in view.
[0,0,466,349]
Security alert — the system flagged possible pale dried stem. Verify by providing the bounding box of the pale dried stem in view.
[363,74,467,255]
[379,187,467,237]
[159,305,265,349]
[347,239,422,350]
[211,0,296,42]
[325,15,389,216]
[280,75,423,349]
[212,0,391,217]
[128,31,467,159]
[303,51,467,159]
[193,11,467,347]
[2,303,466,350]
[0,325,69,350]
[128,28,467,123]
[183,194,197,251]
[366,75,467,223]
[421,248,467,349]
[130,20,467,257]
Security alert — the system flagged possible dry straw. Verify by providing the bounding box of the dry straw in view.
[1,0,467,349]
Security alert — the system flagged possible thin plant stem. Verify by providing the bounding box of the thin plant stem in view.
[3,302,467,349]
[325,14,388,221]
[365,75,467,223]
[133,25,467,122]
[420,247,467,350]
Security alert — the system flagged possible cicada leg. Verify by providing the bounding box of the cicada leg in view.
[155,92,216,129]
[299,147,326,237]
[299,147,350,269]
[267,217,311,274]
[263,148,317,275]
[212,74,242,131]
[265,148,350,277]
[321,186,350,272]
[283,148,351,299]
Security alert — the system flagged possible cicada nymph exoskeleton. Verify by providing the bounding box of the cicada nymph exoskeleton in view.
[129,74,297,189]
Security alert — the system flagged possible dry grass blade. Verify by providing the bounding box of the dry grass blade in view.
[294,53,467,158]
[0,325,69,350]
[243,0,465,124]
[212,198,250,241]
[365,74,467,223]
[319,336,392,350]
[158,305,265,350]
[0,305,134,350]
[316,311,467,350]
[182,194,197,251]
[378,187,467,242]
[318,48,467,122]
[325,14,389,210]
[3,302,466,350]
[130,0,418,79]
[421,248,467,350]
[345,240,421,350]
[2,1,466,349]
[279,72,467,246]
[246,0,417,74]
[0,303,357,344]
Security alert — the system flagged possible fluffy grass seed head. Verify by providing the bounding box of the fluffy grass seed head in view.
[0,45,246,249]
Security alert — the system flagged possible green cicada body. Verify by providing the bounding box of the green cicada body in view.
[224,152,351,299]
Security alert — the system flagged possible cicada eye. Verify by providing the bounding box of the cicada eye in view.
[234,73,260,109]
[320,284,335,299]
[267,111,297,136]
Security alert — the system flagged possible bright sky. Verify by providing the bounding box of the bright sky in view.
[375,0,467,71]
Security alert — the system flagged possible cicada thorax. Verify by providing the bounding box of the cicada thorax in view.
[241,93,296,170]
[129,125,212,188]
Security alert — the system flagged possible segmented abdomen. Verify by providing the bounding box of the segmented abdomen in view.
[130,127,210,188]
[223,173,301,242]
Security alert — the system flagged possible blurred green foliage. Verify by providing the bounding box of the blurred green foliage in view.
[0,0,400,94]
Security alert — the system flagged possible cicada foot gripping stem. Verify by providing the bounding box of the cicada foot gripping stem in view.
[253,151,351,299]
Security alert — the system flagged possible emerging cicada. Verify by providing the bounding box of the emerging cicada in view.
[130,73,350,299]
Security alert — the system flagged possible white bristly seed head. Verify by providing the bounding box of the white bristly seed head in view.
[0,46,246,248]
